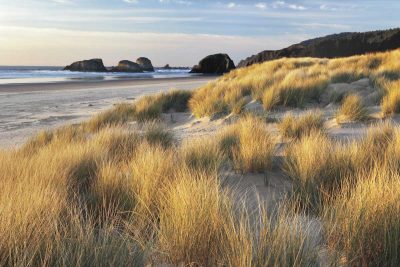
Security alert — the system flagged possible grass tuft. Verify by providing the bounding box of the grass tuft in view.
[219,115,276,173]
[284,131,352,210]
[278,111,325,139]
[85,103,136,132]
[336,94,368,123]
[142,121,175,148]
[325,167,400,266]
[85,90,193,131]
[382,80,400,116]
[181,137,224,174]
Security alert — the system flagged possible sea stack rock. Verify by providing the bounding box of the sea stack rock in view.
[63,59,107,72]
[136,57,154,72]
[190,53,235,74]
[111,60,143,72]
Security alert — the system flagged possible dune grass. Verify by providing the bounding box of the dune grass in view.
[324,167,400,266]
[159,180,319,266]
[336,94,368,123]
[218,115,277,173]
[85,90,193,132]
[141,121,175,148]
[382,80,400,116]
[189,49,400,118]
[5,50,400,266]
[283,131,352,210]
[284,122,399,211]
[278,111,325,139]
[181,137,224,174]
[0,131,144,266]
[85,103,136,132]
[1,110,318,266]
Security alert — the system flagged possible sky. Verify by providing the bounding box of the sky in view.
[0,0,399,67]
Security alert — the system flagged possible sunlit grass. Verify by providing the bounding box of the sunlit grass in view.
[283,131,351,210]
[324,167,400,266]
[85,90,193,131]
[336,94,368,123]
[0,122,317,266]
[382,80,400,116]
[190,49,400,118]
[218,115,277,172]
[181,137,224,174]
[278,111,325,139]
[4,49,400,266]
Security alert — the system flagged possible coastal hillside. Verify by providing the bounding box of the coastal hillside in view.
[2,49,400,266]
[238,28,400,67]
[191,48,400,118]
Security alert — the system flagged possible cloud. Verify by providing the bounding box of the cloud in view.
[159,0,192,5]
[175,0,192,5]
[227,2,236,9]
[123,0,139,4]
[255,2,267,10]
[293,22,350,30]
[320,4,345,11]
[0,26,310,66]
[320,4,330,10]
[288,4,306,10]
[272,1,306,11]
[50,0,75,4]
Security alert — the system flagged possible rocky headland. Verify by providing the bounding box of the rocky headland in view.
[238,28,400,67]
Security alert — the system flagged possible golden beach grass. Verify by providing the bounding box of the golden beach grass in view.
[336,94,368,123]
[278,111,325,139]
[0,116,314,266]
[189,49,400,118]
[3,49,400,266]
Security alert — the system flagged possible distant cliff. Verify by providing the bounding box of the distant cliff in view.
[238,28,400,68]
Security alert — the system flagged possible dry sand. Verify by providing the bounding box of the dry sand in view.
[0,76,214,148]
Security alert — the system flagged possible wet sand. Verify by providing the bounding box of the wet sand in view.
[0,76,215,148]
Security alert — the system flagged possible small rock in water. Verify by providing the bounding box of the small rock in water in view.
[111,60,143,73]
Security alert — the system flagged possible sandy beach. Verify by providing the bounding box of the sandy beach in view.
[0,76,214,148]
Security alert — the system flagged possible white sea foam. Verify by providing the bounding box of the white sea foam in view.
[0,66,193,84]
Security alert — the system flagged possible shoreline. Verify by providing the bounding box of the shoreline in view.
[0,76,215,148]
[0,75,216,94]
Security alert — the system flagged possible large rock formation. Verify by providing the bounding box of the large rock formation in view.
[63,59,107,72]
[111,60,143,73]
[136,57,154,72]
[238,28,400,68]
[190,53,235,74]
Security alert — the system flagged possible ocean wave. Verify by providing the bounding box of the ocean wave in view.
[0,67,193,84]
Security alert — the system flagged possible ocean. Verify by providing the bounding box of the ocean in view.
[0,66,194,84]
